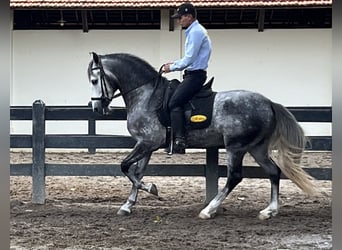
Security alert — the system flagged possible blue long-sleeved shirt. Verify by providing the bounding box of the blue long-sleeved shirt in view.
[170,20,212,72]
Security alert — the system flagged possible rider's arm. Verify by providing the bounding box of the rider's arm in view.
[170,29,204,72]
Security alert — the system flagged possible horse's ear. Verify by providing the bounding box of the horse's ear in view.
[90,52,99,64]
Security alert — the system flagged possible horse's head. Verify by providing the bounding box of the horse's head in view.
[88,52,118,115]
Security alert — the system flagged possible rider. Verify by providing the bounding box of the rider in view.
[163,2,212,154]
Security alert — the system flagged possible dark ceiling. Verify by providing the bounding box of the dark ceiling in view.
[12,7,331,31]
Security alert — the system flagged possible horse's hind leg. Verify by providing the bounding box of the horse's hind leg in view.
[249,143,281,220]
[117,153,152,216]
[199,150,245,219]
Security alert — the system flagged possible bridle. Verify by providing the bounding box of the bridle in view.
[90,56,165,107]
[90,58,122,107]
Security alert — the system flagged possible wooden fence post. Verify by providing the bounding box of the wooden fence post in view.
[88,101,96,154]
[205,147,219,204]
[32,100,46,204]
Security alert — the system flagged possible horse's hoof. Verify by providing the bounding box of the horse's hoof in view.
[149,183,159,196]
[258,212,271,220]
[198,211,214,219]
[117,208,131,216]
[258,209,278,220]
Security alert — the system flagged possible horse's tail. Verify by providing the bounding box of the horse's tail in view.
[269,102,318,195]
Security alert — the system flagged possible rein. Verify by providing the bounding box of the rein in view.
[150,65,165,100]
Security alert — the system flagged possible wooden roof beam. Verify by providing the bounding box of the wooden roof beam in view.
[81,10,88,32]
[258,8,265,32]
[169,9,174,31]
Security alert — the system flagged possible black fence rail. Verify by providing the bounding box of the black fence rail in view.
[10,100,332,204]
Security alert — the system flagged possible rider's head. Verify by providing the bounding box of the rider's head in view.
[171,3,197,28]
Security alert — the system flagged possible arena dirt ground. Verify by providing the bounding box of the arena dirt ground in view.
[10,151,332,250]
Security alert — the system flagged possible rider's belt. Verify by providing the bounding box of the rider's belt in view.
[184,69,206,75]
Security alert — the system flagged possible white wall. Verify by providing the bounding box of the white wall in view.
[11,29,161,106]
[10,17,331,136]
[208,29,331,106]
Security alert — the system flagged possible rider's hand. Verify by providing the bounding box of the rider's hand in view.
[163,63,172,73]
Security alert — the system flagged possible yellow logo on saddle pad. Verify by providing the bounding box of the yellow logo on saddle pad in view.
[190,115,207,123]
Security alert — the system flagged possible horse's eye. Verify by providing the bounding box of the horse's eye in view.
[91,79,98,85]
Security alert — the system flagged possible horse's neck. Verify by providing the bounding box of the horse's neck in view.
[122,77,167,113]
[122,84,154,111]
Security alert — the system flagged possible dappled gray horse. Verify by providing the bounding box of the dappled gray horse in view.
[87,52,317,220]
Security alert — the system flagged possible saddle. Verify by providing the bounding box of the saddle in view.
[157,77,217,130]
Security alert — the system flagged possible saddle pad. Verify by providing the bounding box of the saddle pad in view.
[184,91,217,130]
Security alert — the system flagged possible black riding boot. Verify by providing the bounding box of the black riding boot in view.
[170,108,186,154]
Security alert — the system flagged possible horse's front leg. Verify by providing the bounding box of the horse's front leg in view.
[117,153,152,216]
[121,141,158,195]
[118,142,158,216]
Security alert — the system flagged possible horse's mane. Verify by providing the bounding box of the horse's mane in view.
[88,52,159,79]
[105,53,158,78]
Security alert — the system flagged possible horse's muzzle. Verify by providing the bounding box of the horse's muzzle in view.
[91,98,103,114]
[91,98,110,115]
